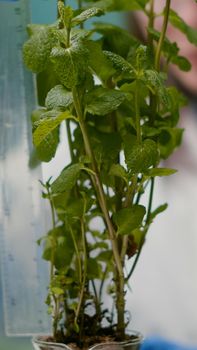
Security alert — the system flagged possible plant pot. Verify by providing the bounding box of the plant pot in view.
[32,331,143,350]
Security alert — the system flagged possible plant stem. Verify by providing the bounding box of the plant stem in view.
[147,0,155,50]
[155,0,171,71]
[135,80,142,144]
[75,219,87,327]
[70,226,82,284]
[72,87,126,337]
[66,120,75,162]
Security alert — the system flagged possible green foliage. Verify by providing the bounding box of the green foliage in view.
[169,10,197,46]
[51,163,83,194]
[72,7,104,26]
[85,86,126,115]
[22,0,193,344]
[50,43,88,88]
[148,27,191,72]
[124,136,159,173]
[46,85,73,111]
[114,205,146,235]
[23,26,56,73]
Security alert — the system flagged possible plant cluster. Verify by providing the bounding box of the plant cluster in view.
[23,0,197,347]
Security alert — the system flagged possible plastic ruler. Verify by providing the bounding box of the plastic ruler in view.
[0,0,51,335]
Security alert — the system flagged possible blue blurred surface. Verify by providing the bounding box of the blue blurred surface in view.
[141,337,197,350]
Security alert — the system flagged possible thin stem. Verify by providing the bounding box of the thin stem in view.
[135,80,142,144]
[70,226,82,284]
[65,120,75,162]
[72,87,123,279]
[125,235,145,282]
[75,219,87,325]
[72,86,125,337]
[126,178,155,281]
[146,178,155,224]
[155,0,171,71]
[147,0,155,49]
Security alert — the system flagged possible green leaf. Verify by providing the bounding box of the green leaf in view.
[23,26,56,73]
[109,164,128,184]
[85,41,115,82]
[158,127,184,159]
[96,250,112,262]
[36,127,60,162]
[26,24,47,37]
[93,22,138,58]
[169,9,197,46]
[94,0,148,11]
[31,109,61,162]
[51,287,64,296]
[85,86,126,115]
[148,27,191,72]
[124,136,159,173]
[149,203,168,222]
[42,226,74,269]
[33,110,74,147]
[87,258,102,279]
[89,129,121,165]
[50,43,88,88]
[170,55,191,72]
[145,168,177,177]
[59,5,73,28]
[113,205,146,235]
[36,63,60,106]
[72,7,104,26]
[142,70,170,106]
[103,50,133,73]
[51,163,82,194]
[45,85,73,111]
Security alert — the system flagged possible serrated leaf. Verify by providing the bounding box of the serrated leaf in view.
[85,86,126,115]
[124,136,159,173]
[113,205,146,235]
[26,24,47,37]
[45,85,73,111]
[145,168,177,177]
[169,9,197,46]
[142,70,170,106]
[103,50,133,73]
[72,7,104,26]
[50,43,88,88]
[36,127,60,162]
[51,163,82,194]
[33,110,74,147]
[23,26,56,73]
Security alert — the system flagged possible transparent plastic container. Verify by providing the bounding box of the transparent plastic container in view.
[32,331,143,350]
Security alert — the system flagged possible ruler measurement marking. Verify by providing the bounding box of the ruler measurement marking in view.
[0,0,50,335]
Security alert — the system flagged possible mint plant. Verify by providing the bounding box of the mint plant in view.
[23,0,197,347]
